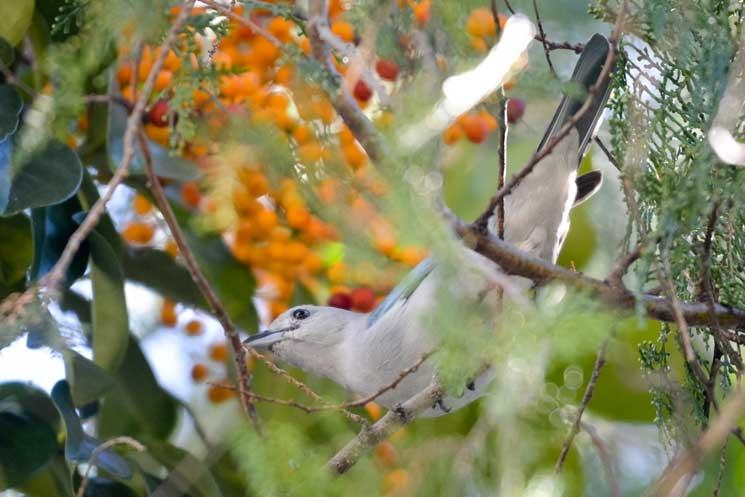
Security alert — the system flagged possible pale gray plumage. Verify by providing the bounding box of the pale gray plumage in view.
[245,33,613,417]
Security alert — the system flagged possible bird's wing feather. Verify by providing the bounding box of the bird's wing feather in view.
[367,258,436,327]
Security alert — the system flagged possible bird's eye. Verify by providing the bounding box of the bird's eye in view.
[292,308,310,320]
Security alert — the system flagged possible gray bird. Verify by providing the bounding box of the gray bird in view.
[245,34,613,417]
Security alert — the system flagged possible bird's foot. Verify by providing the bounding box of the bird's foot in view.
[433,398,451,413]
[393,405,409,422]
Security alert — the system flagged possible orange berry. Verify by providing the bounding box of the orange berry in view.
[327,262,347,283]
[255,209,279,233]
[165,239,179,257]
[365,402,383,421]
[180,181,201,208]
[384,469,410,494]
[303,252,323,274]
[207,383,236,403]
[161,299,177,327]
[466,7,496,38]
[233,190,262,217]
[285,241,309,263]
[116,64,133,86]
[479,110,498,132]
[132,193,153,215]
[330,21,355,43]
[374,441,399,467]
[443,122,463,145]
[470,36,488,53]
[253,36,280,66]
[267,16,294,42]
[275,64,295,86]
[269,300,289,319]
[460,113,489,143]
[185,319,203,336]
[266,92,290,111]
[247,173,270,197]
[413,0,430,25]
[144,123,170,146]
[398,246,427,266]
[163,50,181,71]
[298,142,326,163]
[209,343,229,362]
[122,222,155,244]
[292,124,313,145]
[286,206,310,229]
[298,36,312,55]
[154,70,173,92]
[191,363,208,382]
[137,46,153,81]
[343,141,368,170]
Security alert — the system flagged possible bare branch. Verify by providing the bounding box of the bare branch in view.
[608,240,646,288]
[594,136,622,170]
[555,339,608,472]
[532,0,557,77]
[138,133,261,430]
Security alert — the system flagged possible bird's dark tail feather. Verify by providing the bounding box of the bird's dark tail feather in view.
[536,33,613,164]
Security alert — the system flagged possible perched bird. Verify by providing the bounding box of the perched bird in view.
[245,34,613,417]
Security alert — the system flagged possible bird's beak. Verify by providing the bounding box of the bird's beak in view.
[243,329,285,350]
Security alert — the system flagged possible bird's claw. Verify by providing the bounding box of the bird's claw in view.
[433,398,451,413]
[393,405,409,422]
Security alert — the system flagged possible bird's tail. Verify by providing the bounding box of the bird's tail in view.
[536,33,613,164]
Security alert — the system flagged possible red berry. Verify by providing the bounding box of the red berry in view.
[506,98,525,124]
[353,80,373,102]
[147,99,170,127]
[375,59,399,81]
[350,287,376,312]
[328,292,353,310]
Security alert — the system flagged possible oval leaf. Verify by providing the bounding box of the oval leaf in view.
[0,0,35,45]
[0,85,22,141]
[2,141,83,215]
[0,212,31,299]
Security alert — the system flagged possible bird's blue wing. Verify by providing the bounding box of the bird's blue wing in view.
[367,258,436,327]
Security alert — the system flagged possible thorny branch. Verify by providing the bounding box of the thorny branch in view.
[138,133,261,430]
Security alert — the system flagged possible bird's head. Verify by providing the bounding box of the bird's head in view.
[244,305,363,374]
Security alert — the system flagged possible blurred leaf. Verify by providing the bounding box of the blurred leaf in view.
[89,230,129,373]
[63,350,116,406]
[98,338,177,441]
[0,0,34,45]
[1,141,83,215]
[0,382,59,490]
[291,281,316,306]
[134,439,223,497]
[0,38,13,65]
[36,0,82,42]
[76,170,121,254]
[108,99,201,181]
[0,212,31,299]
[0,85,22,140]
[30,196,89,286]
[50,381,133,480]
[17,453,74,497]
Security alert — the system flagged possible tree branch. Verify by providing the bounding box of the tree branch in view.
[327,383,443,474]
[138,133,261,430]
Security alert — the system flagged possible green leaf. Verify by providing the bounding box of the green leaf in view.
[89,230,129,373]
[290,281,316,307]
[98,338,177,441]
[107,98,201,181]
[0,213,31,299]
[63,350,116,406]
[1,141,83,216]
[134,439,223,497]
[0,0,35,45]
[17,454,74,497]
[30,196,90,287]
[0,382,60,490]
[0,85,22,141]
[78,477,140,497]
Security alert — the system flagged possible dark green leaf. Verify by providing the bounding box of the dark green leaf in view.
[0,382,60,490]
[108,99,200,181]
[78,477,140,497]
[0,38,14,66]
[89,231,129,373]
[98,338,177,441]
[122,247,207,307]
[1,141,83,216]
[0,212,31,299]
[0,85,22,141]
[30,196,89,286]
[63,350,116,406]
[17,454,74,497]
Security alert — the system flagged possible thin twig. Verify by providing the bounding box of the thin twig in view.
[496,96,507,239]
[532,0,557,76]
[502,0,583,52]
[76,437,145,497]
[607,240,646,287]
[595,136,622,170]
[712,442,727,497]
[555,339,608,472]
[138,132,261,430]
[472,0,627,231]
[41,1,196,294]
